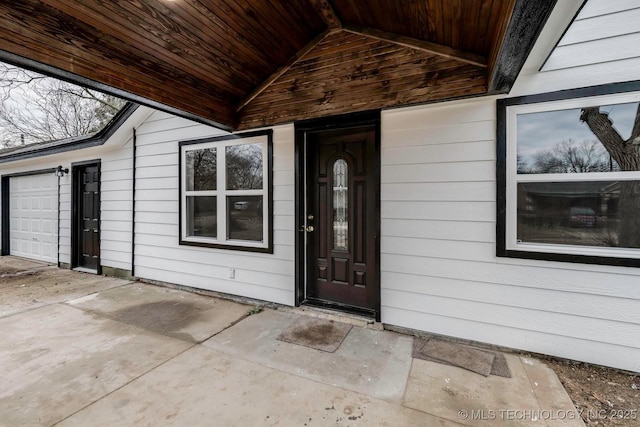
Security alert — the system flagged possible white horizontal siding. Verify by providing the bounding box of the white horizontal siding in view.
[546,32,640,70]
[513,0,640,95]
[578,0,639,19]
[382,182,494,202]
[384,306,640,373]
[133,112,295,305]
[380,97,640,372]
[382,201,495,222]
[558,7,640,46]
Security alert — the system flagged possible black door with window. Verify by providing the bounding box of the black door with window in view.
[73,162,100,271]
[303,123,380,316]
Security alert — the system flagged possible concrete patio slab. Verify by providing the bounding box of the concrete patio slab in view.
[0,257,129,319]
[202,309,414,402]
[58,345,462,427]
[404,355,585,427]
[0,257,583,427]
[0,303,191,427]
[66,283,251,343]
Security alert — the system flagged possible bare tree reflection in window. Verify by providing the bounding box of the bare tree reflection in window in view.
[226,143,263,190]
[581,103,640,247]
[186,148,216,191]
[333,159,348,250]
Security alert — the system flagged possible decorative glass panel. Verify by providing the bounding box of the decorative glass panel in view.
[186,148,217,191]
[516,102,640,174]
[333,159,348,250]
[227,196,263,241]
[226,143,263,190]
[186,196,217,238]
[517,181,640,249]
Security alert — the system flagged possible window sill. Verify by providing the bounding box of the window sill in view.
[498,247,640,268]
[179,238,273,254]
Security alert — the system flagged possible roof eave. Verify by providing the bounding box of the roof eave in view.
[0,102,140,164]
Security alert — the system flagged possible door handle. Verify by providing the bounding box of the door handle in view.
[299,225,314,232]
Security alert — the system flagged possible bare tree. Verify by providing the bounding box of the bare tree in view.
[516,154,531,174]
[580,105,640,247]
[532,148,565,173]
[226,144,263,190]
[0,64,46,98]
[0,62,125,148]
[531,139,613,173]
[188,148,217,190]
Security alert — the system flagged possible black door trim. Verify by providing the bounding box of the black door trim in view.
[71,159,101,273]
[294,110,381,321]
[1,168,58,256]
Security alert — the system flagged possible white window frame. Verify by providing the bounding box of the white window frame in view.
[505,90,640,259]
[179,132,271,252]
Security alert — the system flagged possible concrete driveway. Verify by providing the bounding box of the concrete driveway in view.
[0,257,584,426]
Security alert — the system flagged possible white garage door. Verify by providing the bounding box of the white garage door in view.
[9,174,58,263]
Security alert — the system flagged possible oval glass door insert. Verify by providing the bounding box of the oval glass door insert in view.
[333,159,348,250]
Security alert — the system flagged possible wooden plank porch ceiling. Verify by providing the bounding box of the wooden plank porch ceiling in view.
[0,0,556,131]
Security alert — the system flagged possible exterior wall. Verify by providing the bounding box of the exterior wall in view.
[379,98,640,373]
[133,111,295,305]
[0,137,134,272]
[378,0,640,372]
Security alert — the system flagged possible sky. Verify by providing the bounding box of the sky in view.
[0,60,126,147]
[517,101,639,167]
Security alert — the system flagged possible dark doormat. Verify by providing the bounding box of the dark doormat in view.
[413,338,512,378]
[277,316,353,353]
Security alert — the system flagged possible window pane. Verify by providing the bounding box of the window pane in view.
[186,148,216,191]
[333,159,348,250]
[517,181,640,249]
[516,102,640,174]
[227,196,263,241]
[226,143,263,190]
[186,196,217,238]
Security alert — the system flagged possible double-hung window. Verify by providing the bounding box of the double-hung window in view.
[498,84,640,265]
[179,130,272,252]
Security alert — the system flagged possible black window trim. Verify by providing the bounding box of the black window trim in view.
[497,80,640,267]
[178,129,273,254]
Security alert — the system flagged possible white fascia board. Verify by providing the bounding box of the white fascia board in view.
[102,105,155,148]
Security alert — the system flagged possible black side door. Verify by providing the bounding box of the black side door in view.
[73,162,100,271]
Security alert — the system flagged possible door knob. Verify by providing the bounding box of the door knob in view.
[306,225,314,232]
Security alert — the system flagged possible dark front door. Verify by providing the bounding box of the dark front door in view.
[304,124,379,316]
[74,163,100,271]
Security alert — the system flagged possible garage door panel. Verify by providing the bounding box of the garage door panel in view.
[30,242,40,257]
[43,196,53,210]
[9,174,58,263]
[41,242,53,255]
